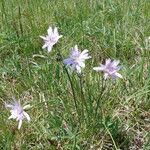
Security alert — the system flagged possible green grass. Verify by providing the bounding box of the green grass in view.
[0,0,150,149]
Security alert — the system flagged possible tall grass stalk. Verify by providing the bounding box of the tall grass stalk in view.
[56,48,78,116]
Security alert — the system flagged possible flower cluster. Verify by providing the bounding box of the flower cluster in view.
[40,26,123,79]
[6,26,123,129]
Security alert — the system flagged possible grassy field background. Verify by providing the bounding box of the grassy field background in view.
[0,0,150,149]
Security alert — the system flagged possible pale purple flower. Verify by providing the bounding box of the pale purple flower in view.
[6,100,30,129]
[40,26,62,52]
[93,59,123,80]
[63,45,91,73]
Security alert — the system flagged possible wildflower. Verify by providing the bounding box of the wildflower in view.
[40,26,62,52]
[93,59,122,79]
[63,45,91,73]
[6,100,30,129]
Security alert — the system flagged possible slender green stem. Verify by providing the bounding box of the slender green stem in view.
[78,74,89,121]
[64,66,78,111]
[104,123,118,150]
[79,74,84,119]
[95,76,105,118]
[56,49,78,113]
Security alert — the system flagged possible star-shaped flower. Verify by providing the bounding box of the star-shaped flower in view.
[63,45,91,73]
[40,26,62,52]
[93,59,123,80]
[6,100,31,129]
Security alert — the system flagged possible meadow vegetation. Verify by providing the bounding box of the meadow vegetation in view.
[0,0,150,149]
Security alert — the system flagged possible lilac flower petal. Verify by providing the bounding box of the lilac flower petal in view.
[8,115,15,119]
[40,26,62,52]
[76,65,81,73]
[42,44,48,49]
[79,62,85,68]
[23,112,30,122]
[40,36,47,40]
[18,120,22,130]
[64,45,90,73]
[112,60,120,66]
[114,72,123,78]
[6,100,31,130]
[105,59,111,65]
[5,104,13,108]
[59,35,63,38]
[104,73,109,80]
[54,27,58,34]
[47,45,53,52]
[93,66,104,71]
[80,53,91,60]
[63,58,73,65]
[81,49,89,55]
[47,27,52,35]
[74,45,78,51]
[23,104,31,110]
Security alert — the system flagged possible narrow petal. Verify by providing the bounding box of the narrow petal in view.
[42,44,47,49]
[93,67,100,71]
[54,27,58,34]
[93,66,104,71]
[23,104,31,110]
[112,60,120,66]
[71,49,80,57]
[59,35,63,39]
[80,50,91,59]
[14,101,20,107]
[80,54,91,60]
[5,103,13,108]
[79,62,85,68]
[8,115,15,119]
[105,59,111,65]
[74,45,78,51]
[18,120,22,129]
[23,111,30,122]
[81,49,89,55]
[47,45,53,52]
[76,65,81,73]
[48,27,52,35]
[63,58,73,65]
[115,72,123,78]
[104,73,109,80]
[40,36,47,40]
